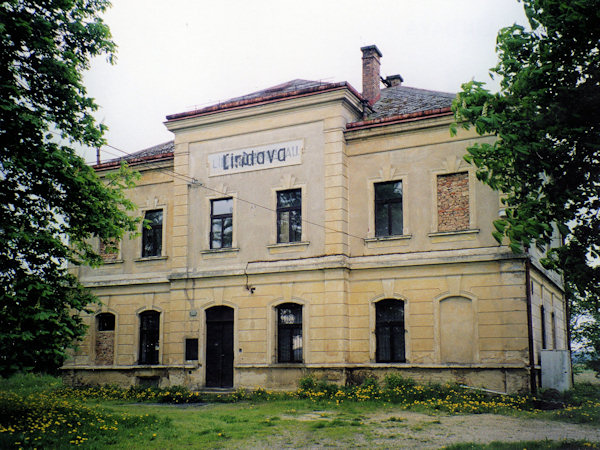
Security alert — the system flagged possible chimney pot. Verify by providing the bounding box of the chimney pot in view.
[361,45,383,105]
[386,74,403,87]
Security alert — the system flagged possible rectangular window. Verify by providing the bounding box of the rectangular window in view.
[210,198,233,249]
[277,189,302,243]
[277,303,302,363]
[437,172,469,231]
[551,311,556,349]
[142,209,163,257]
[376,299,405,363]
[185,338,199,361]
[139,310,160,365]
[375,181,403,237]
[540,305,547,350]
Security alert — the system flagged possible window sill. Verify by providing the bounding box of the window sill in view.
[134,255,168,262]
[428,229,479,243]
[267,241,310,254]
[364,235,412,249]
[101,258,123,265]
[200,247,240,258]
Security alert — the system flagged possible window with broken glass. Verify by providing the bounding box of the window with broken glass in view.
[277,303,302,363]
[142,209,163,257]
[210,198,233,249]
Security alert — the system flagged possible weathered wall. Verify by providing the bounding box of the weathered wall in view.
[64,87,564,395]
[94,331,114,366]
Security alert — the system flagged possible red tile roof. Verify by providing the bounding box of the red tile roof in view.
[96,80,455,168]
[166,80,362,122]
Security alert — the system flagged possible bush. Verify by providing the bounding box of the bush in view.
[384,373,415,390]
[361,377,380,390]
[298,374,316,391]
[315,380,338,396]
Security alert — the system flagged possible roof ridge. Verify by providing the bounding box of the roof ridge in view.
[383,84,455,96]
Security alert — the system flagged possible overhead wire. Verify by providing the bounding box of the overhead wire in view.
[95,140,367,243]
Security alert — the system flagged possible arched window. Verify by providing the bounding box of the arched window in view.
[139,310,160,365]
[95,313,115,365]
[277,303,303,363]
[97,312,115,331]
[375,299,405,363]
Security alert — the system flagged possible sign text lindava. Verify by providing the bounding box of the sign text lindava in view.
[208,140,303,176]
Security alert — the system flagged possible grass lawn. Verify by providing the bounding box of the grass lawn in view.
[1,373,599,448]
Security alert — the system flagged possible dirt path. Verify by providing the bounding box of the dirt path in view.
[365,411,600,448]
[243,410,600,449]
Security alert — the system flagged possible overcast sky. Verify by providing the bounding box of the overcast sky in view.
[83,0,528,164]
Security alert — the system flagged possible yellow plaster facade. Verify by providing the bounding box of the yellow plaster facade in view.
[63,50,568,394]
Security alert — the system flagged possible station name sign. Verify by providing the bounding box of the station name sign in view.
[208,140,303,176]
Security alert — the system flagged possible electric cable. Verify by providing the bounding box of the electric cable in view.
[98,140,368,242]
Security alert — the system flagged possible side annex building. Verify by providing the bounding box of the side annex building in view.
[63,46,569,393]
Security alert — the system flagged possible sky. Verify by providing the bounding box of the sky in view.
[82,0,528,164]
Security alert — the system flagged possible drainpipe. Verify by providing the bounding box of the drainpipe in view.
[525,255,537,393]
[565,284,575,387]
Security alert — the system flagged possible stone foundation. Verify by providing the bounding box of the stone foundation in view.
[62,365,530,394]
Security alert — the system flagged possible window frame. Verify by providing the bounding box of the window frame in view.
[277,303,303,363]
[375,299,406,363]
[99,238,121,263]
[429,165,477,235]
[210,198,233,249]
[436,171,470,232]
[139,310,160,365]
[540,304,547,350]
[374,180,403,238]
[276,189,302,244]
[141,209,164,258]
[185,338,199,361]
[97,312,115,332]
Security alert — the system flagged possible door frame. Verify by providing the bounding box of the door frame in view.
[204,304,236,388]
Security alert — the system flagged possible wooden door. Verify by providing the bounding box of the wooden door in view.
[205,306,234,387]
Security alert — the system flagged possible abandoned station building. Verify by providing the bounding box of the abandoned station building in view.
[63,45,569,393]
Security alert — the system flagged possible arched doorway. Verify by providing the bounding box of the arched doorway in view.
[205,306,234,387]
[139,310,160,365]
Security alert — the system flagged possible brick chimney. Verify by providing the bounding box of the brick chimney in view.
[361,45,383,105]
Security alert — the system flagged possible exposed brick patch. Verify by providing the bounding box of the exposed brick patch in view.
[99,239,119,263]
[95,331,114,365]
[437,172,469,232]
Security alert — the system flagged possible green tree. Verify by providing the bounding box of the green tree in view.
[0,0,139,376]
[452,0,599,370]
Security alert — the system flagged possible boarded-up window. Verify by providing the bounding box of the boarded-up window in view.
[95,313,115,365]
[440,297,474,363]
[99,238,119,263]
[437,172,469,232]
